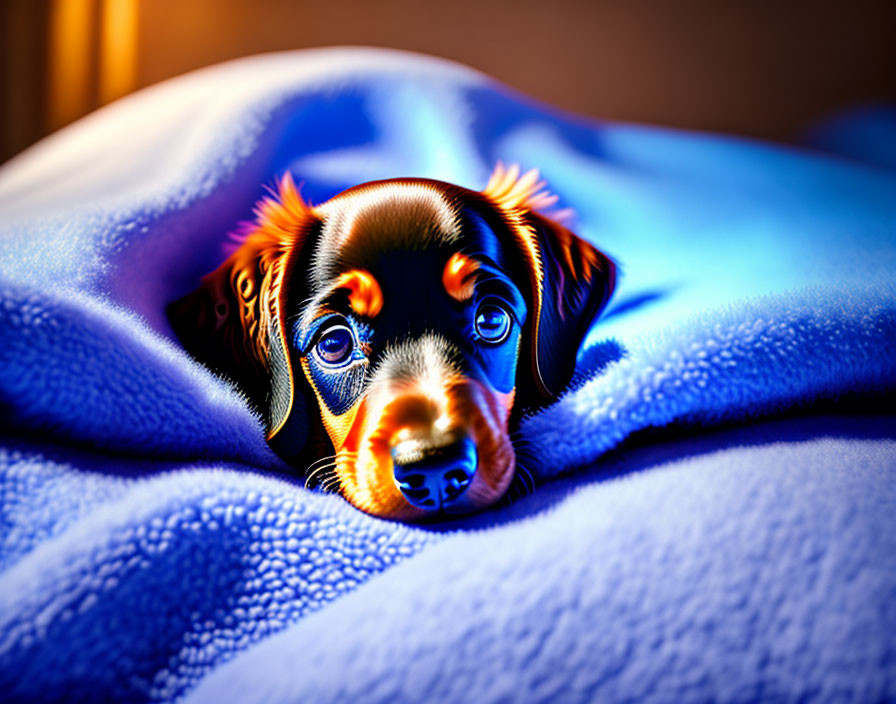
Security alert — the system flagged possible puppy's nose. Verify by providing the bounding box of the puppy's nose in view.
[391,435,477,511]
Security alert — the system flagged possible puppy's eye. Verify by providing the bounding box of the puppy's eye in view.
[475,304,511,344]
[315,325,354,365]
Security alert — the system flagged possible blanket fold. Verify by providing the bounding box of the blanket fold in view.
[1,48,894,702]
[187,427,896,704]
[525,285,896,478]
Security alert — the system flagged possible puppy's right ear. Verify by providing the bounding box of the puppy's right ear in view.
[167,173,319,454]
[480,163,615,403]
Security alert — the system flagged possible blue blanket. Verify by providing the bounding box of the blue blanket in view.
[1,48,894,703]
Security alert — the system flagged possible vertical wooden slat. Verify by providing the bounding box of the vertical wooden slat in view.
[46,0,96,131]
[98,0,138,105]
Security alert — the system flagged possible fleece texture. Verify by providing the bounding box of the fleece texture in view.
[189,424,896,704]
[0,49,894,702]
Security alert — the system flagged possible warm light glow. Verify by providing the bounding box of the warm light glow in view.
[99,0,138,105]
[47,0,94,130]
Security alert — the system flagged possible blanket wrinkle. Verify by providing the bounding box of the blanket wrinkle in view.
[0,280,280,468]
[0,48,894,703]
[186,433,896,704]
[525,285,896,478]
[0,456,438,702]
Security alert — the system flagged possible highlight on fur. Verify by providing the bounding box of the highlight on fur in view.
[482,162,558,213]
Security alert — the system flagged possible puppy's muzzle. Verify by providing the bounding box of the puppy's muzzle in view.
[391,434,477,510]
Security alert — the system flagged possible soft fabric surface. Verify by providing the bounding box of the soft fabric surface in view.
[0,48,894,702]
[190,421,896,704]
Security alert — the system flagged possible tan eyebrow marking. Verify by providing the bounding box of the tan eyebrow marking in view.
[442,253,480,302]
[334,269,383,318]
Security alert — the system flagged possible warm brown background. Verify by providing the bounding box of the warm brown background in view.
[3,0,896,165]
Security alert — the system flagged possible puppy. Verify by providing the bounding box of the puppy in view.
[169,164,615,520]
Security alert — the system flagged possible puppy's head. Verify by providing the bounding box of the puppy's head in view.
[170,165,614,520]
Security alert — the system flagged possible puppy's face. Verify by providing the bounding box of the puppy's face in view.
[170,165,614,520]
[295,185,528,518]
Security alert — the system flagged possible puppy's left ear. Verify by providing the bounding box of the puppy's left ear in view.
[482,163,616,400]
[167,173,318,455]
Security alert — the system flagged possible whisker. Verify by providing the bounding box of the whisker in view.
[509,429,533,450]
[305,453,338,471]
[304,451,356,490]
[500,461,537,507]
[516,462,532,495]
[314,471,339,492]
[304,463,336,484]
[304,462,338,489]
[304,448,359,492]
[320,476,343,495]
[305,450,357,472]
[510,431,533,451]
[498,479,519,507]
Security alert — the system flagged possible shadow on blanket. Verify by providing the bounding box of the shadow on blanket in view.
[1,48,895,703]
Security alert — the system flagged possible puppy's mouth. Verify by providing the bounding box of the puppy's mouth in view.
[332,380,516,520]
